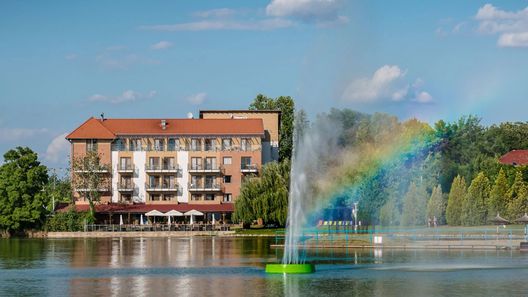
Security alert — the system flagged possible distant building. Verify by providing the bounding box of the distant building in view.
[64,110,280,223]
[499,150,528,166]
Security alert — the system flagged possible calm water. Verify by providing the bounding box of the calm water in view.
[1,237,528,297]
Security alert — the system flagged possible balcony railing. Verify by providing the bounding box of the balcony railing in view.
[117,182,134,191]
[241,164,259,173]
[117,163,134,172]
[75,187,110,192]
[145,182,179,192]
[145,163,179,172]
[73,165,111,173]
[188,164,223,173]
[188,182,223,192]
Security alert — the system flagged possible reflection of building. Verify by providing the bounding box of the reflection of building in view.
[65,110,280,221]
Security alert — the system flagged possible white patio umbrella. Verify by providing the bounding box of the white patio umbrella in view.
[165,210,183,225]
[119,214,124,226]
[145,210,165,224]
[184,210,204,224]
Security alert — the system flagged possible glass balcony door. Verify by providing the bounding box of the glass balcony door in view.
[191,157,202,170]
[205,157,216,170]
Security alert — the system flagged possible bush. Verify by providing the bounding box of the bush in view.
[45,208,85,232]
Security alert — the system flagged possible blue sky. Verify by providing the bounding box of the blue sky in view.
[1,0,528,170]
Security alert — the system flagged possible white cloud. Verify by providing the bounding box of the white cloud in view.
[497,32,528,47]
[266,0,346,24]
[88,90,157,104]
[193,8,237,18]
[0,128,49,142]
[45,133,69,163]
[413,91,433,103]
[186,92,207,105]
[150,41,173,50]
[342,65,433,104]
[474,4,528,47]
[141,18,294,31]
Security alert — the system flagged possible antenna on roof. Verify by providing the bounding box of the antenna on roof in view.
[187,112,194,119]
[100,112,105,121]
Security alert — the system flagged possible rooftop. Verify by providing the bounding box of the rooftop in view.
[499,150,528,166]
[66,117,265,140]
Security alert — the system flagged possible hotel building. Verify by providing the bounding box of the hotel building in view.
[65,110,280,222]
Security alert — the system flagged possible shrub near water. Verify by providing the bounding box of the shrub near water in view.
[45,208,85,232]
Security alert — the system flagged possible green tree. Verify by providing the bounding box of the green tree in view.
[0,147,49,234]
[233,160,290,226]
[488,168,509,218]
[427,185,446,225]
[446,175,467,226]
[506,170,528,220]
[401,182,428,226]
[462,172,490,226]
[249,94,295,161]
[379,197,401,226]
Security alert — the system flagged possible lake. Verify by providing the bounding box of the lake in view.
[1,237,527,296]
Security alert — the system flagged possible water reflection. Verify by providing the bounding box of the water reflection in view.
[1,237,528,297]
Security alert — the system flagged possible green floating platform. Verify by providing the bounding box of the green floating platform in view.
[265,263,316,274]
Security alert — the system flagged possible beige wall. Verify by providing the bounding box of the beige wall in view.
[200,111,280,143]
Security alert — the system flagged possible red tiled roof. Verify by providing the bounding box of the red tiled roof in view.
[499,150,528,166]
[66,117,265,140]
[57,203,234,214]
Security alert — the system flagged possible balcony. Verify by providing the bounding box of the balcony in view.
[188,182,223,192]
[117,182,134,192]
[145,163,179,173]
[241,164,259,173]
[75,187,110,192]
[145,182,179,192]
[73,165,110,173]
[117,163,134,173]
[188,164,223,174]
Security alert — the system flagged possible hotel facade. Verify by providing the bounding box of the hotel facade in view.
[65,110,280,222]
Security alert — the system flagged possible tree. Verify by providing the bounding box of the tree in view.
[462,172,490,226]
[0,147,49,234]
[233,160,290,226]
[488,168,509,218]
[506,170,528,220]
[249,94,295,161]
[446,175,466,226]
[71,151,110,223]
[427,185,446,225]
[401,182,428,226]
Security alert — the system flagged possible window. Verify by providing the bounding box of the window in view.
[121,194,132,202]
[153,139,164,151]
[205,194,215,201]
[86,139,98,152]
[150,194,161,201]
[191,175,202,188]
[224,175,231,183]
[119,157,131,170]
[222,138,232,150]
[223,194,232,202]
[205,176,214,188]
[241,157,252,169]
[120,176,132,188]
[205,157,216,170]
[149,175,159,187]
[164,194,174,201]
[191,157,202,170]
[191,194,202,201]
[113,138,125,151]
[241,138,251,151]
[149,157,160,170]
[191,139,202,151]
[130,139,142,151]
[223,157,232,165]
[168,138,179,151]
[204,139,214,151]
[162,157,175,170]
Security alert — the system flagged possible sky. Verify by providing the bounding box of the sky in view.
[1,0,528,171]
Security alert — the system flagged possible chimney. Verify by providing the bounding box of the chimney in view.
[161,119,167,130]
[100,112,105,121]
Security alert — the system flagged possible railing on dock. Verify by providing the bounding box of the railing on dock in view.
[84,224,233,232]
